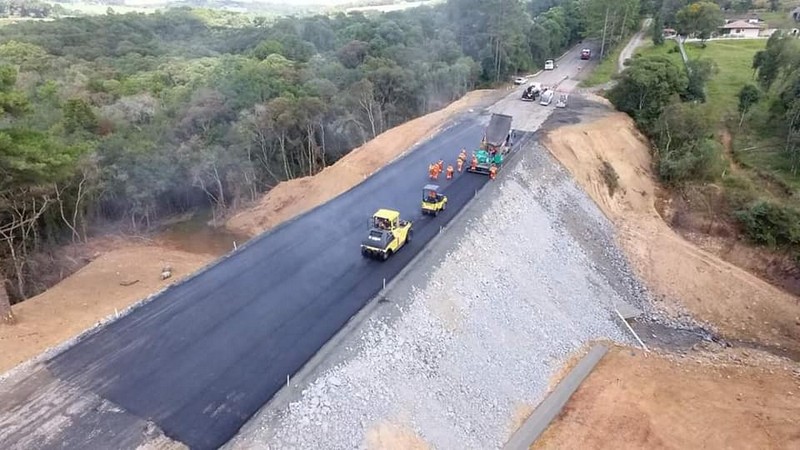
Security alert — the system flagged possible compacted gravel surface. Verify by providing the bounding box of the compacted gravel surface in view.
[228,138,642,449]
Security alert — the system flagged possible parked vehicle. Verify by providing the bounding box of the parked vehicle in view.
[556,93,568,108]
[521,84,539,101]
[539,89,554,106]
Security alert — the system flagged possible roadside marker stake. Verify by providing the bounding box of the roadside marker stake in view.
[287,374,290,387]
[615,307,648,352]
[383,278,386,290]
[115,308,119,318]
[233,241,237,250]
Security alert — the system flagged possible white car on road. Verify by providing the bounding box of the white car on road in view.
[513,76,527,85]
[544,59,555,70]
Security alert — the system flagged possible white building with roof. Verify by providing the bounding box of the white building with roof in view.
[719,19,763,38]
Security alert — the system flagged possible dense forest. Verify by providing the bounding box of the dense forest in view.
[0,0,641,304]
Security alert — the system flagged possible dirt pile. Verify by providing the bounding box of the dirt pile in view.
[225,90,496,236]
[534,346,800,449]
[0,245,214,373]
[543,113,800,356]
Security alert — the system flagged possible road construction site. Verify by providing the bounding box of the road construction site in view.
[0,44,603,450]
[2,37,799,450]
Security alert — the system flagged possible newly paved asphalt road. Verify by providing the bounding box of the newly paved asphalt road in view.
[5,115,525,450]
[0,43,595,450]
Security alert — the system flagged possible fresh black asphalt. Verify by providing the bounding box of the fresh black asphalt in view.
[43,115,529,449]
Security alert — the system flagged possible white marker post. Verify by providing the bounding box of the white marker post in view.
[615,308,648,352]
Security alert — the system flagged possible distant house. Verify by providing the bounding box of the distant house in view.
[724,14,761,24]
[719,19,762,38]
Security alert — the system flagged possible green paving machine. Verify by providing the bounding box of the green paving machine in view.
[469,113,514,175]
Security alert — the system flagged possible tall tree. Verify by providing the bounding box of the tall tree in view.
[582,0,641,57]
[608,55,688,128]
[675,1,723,45]
[737,84,760,128]
[0,277,11,323]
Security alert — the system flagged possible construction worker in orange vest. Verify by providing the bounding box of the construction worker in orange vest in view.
[489,164,498,180]
[459,148,467,163]
[456,157,464,173]
[432,162,441,180]
[446,164,454,180]
[470,155,478,171]
[428,163,436,179]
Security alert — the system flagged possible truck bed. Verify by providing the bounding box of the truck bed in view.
[485,113,513,147]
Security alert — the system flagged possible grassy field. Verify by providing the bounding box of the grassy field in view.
[634,39,766,122]
[634,37,800,196]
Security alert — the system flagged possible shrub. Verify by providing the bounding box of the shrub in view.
[734,201,800,247]
[652,103,721,184]
[658,139,720,184]
[600,160,620,197]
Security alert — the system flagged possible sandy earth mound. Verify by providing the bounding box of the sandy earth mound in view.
[226,90,496,236]
[0,245,213,373]
[534,346,800,449]
[543,113,800,356]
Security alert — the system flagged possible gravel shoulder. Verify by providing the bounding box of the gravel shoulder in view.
[226,93,646,448]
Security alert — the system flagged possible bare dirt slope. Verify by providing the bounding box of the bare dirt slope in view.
[225,90,497,236]
[543,109,800,357]
[533,346,800,450]
[0,244,214,373]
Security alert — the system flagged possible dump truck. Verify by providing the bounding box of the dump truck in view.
[360,209,413,261]
[469,113,513,175]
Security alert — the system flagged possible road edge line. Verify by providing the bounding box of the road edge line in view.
[502,344,609,450]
